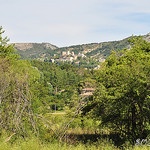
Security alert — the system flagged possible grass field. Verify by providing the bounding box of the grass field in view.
[0,135,150,150]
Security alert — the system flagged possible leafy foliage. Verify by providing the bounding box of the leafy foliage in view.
[0,26,18,58]
[1,26,150,148]
[87,37,150,143]
[0,27,41,135]
[30,60,85,112]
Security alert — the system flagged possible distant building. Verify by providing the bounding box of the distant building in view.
[99,58,105,62]
[67,51,70,55]
[62,51,67,56]
[78,53,86,58]
[65,57,72,61]
[81,88,96,96]
[94,65,100,70]
[70,57,74,62]
[50,59,55,63]
[74,55,78,60]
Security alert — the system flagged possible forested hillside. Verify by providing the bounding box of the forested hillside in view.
[54,37,130,58]
[14,43,57,59]
[0,26,150,149]
[11,33,150,70]
[13,37,130,62]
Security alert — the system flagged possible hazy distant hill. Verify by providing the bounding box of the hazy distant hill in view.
[12,33,150,61]
[13,38,130,60]
[54,33,150,60]
[54,37,130,60]
[13,43,58,59]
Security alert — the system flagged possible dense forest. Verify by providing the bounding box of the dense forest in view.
[0,26,150,150]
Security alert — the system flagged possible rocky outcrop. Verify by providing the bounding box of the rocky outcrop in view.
[13,43,57,51]
[42,43,57,50]
[14,43,33,51]
[143,33,150,42]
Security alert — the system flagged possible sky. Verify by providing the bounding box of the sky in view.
[1,0,150,47]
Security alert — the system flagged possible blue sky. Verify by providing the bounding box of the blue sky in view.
[1,0,150,47]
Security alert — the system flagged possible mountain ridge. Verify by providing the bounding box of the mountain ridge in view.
[9,33,150,66]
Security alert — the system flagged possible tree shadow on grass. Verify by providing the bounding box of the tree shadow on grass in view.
[65,133,126,147]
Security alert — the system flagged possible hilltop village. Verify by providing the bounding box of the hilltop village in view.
[50,51,86,63]
[48,50,105,69]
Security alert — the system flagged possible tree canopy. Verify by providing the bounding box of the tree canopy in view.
[85,36,150,143]
[0,27,41,135]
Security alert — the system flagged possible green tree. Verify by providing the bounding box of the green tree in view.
[87,37,150,144]
[0,26,18,58]
[0,27,40,135]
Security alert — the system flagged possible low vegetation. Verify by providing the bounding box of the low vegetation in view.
[0,26,150,149]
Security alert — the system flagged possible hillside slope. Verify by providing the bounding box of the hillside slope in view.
[12,33,150,62]
[13,43,58,60]
[55,37,130,60]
